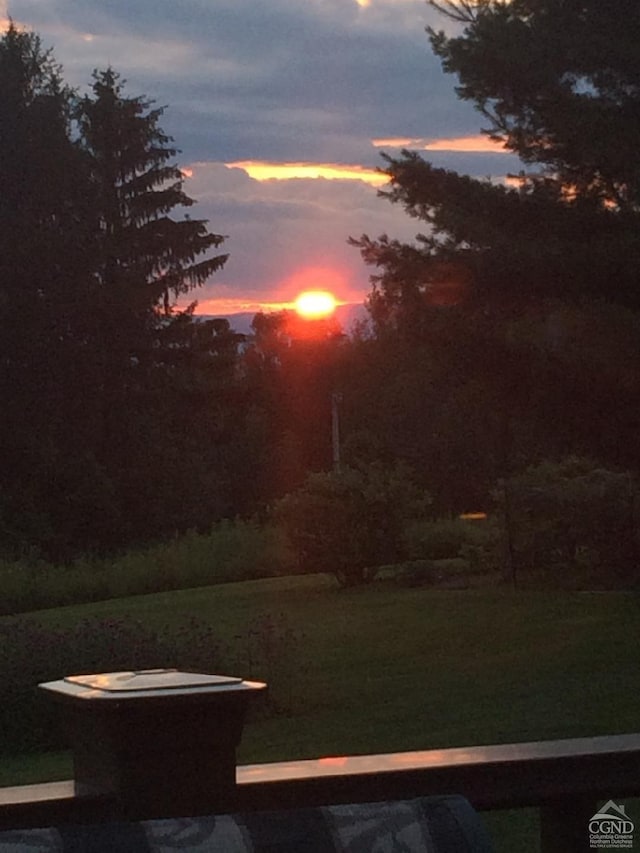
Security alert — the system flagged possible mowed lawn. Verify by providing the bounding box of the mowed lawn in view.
[1,575,638,851]
[3,575,639,768]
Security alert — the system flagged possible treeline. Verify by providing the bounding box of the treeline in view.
[3,2,640,578]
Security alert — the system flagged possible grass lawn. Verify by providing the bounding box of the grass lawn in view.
[1,575,638,851]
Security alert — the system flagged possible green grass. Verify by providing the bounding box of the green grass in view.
[1,576,638,852]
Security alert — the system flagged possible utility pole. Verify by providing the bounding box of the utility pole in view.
[331,391,342,472]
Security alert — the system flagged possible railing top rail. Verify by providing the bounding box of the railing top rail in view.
[237,733,640,785]
[234,732,640,812]
[1,733,639,827]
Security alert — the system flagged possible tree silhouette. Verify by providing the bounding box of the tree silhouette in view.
[0,33,234,558]
[0,24,103,558]
[77,69,227,321]
[347,1,640,514]
[353,0,640,318]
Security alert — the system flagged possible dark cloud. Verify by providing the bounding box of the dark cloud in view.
[9,0,513,305]
[14,0,477,160]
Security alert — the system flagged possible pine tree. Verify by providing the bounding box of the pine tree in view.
[353,1,640,321]
[429,0,640,211]
[0,23,95,399]
[75,69,232,545]
[349,1,640,501]
[76,68,227,336]
[0,24,104,559]
[0,41,233,557]
[75,68,229,452]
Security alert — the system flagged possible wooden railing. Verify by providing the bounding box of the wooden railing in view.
[1,733,639,852]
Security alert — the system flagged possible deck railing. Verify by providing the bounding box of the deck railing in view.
[1,733,639,853]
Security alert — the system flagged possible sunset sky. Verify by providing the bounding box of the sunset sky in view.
[6,0,518,315]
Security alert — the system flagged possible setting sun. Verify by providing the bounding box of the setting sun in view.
[294,290,337,319]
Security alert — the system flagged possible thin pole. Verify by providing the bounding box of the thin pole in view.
[331,391,342,472]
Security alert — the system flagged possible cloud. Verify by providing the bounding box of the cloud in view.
[373,134,510,153]
[225,161,388,187]
[13,0,476,158]
[8,0,520,310]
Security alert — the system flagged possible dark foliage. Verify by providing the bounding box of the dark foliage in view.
[499,457,640,587]
[275,463,429,586]
[345,1,640,520]
[0,28,245,559]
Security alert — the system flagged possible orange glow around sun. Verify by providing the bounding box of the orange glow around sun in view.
[188,266,357,318]
[294,290,337,319]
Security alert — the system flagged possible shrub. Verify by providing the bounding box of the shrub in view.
[499,456,639,586]
[404,516,496,564]
[275,462,429,586]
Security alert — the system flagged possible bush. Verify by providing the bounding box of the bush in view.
[499,456,639,586]
[404,516,496,565]
[275,462,430,587]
